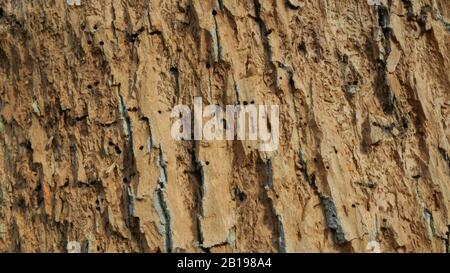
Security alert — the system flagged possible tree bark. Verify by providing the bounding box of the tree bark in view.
[0,0,449,253]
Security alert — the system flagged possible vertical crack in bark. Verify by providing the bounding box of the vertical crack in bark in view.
[276,215,287,253]
[423,208,435,240]
[252,0,278,89]
[126,185,136,225]
[322,197,347,245]
[111,2,119,44]
[401,0,414,19]
[266,159,274,190]
[153,146,173,253]
[296,149,349,246]
[117,87,146,251]
[212,12,222,62]
[374,3,396,115]
[117,92,137,183]
[192,144,207,251]
[218,0,224,12]
[140,116,153,152]
[253,0,273,64]
[264,159,286,253]
[233,80,241,105]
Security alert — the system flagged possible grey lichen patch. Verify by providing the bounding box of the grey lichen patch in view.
[263,157,286,252]
[153,146,172,253]
[322,197,348,245]
[32,101,41,116]
[344,84,358,96]
[435,11,450,32]
[277,215,287,253]
[117,93,131,139]
[157,146,168,185]
[226,229,236,249]
[152,187,173,253]
[67,241,81,253]
[127,185,136,219]
[66,0,81,6]
[152,190,167,234]
[423,208,434,240]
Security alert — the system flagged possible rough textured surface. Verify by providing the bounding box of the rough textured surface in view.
[0,0,449,253]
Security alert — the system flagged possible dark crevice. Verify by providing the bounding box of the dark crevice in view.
[377,5,392,55]
[263,158,286,252]
[251,0,277,89]
[118,93,137,183]
[212,13,222,62]
[155,146,172,253]
[155,187,172,252]
[233,187,247,202]
[401,0,414,20]
[233,80,240,105]
[417,5,432,33]
[266,159,273,190]
[285,0,301,10]
[322,197,347,245]
[296,149,349,245]
[374,4,396,115]
[149,30,162,36]
[170,66,180,104]
[125,27,144,43]
[218,0,224,11]
[97,121,118,128]
[277,215,286,253]
[375,62,395,114]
